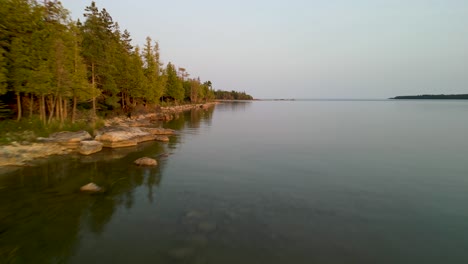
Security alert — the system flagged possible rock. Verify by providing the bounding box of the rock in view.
[157,153,172,159]
[80,182,102,192]
[140,127,175,135]
[154,135,170,142]
[48,131,93,148]
[186,234,208,247]
[134,157,157,166]
[95,126,173,148]
[95,127,145,148]
[78,140,103,155]
[186,210,205,219]
[168,247,195,260]
[134,134,158,143]
[197,221,217,233]
[0,143,70,167]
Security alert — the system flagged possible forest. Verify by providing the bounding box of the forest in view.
[391,94,468,100]
[0,0,219,123]
[214,90,253,100]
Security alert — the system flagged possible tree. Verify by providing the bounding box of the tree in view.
[81,1,107,119]
[142,37,165,105]
[68,22,93,123]
[0,47,7,95]
[127,46,146,105]
[165,62,184,102]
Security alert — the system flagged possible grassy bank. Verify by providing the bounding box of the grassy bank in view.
[0,117,104,145]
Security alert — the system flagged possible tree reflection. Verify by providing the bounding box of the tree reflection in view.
[0,143,166,262]
[216,101,252,112]
[164,105,215,149]
[0,105,217,263]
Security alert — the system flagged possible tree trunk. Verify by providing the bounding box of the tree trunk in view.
[29,93,34,118]
[16,92,22,121]
[72,96,77,123]
[92,62,96,121]
[63,98,68,120]
[47,95,56,123]
[40,94,46,124]
[56,95,60,122]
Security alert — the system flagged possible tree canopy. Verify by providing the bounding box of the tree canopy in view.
[0,0,255,124]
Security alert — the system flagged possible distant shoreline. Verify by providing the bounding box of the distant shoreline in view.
[390,94,468,100]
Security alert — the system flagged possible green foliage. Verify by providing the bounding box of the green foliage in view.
[142,37,165,104]
[392,94,468,100]
[0,0,215,127]
[0,116,104,145]
[0,47,7,94]
[214,89,253,100]
[0,100,11,120]
[165,62,184,102]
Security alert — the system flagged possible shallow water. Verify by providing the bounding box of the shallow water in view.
[1,100,468,263]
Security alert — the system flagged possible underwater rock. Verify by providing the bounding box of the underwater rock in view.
[80,182,102,193]
[134,157,158,166]
[197,221,217,233]
[168,247,196,260]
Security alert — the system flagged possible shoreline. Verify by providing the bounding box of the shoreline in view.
[0,102,218,168]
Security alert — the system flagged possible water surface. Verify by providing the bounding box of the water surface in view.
[1,100,468,263]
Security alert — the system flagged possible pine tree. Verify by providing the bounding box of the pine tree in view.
[81,1,106,119]
[142,37,166,105]
[165,62,184,102]
[0,47,8,95]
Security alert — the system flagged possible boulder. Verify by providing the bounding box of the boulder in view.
[95,126,172,148]
[154,135,170,142]
[48,131,93,148]
[134,134,158,143]
[95,127,146,148]
[197,221,217,233]
[140,127,175,135]
[80,182,102,193]
[134,157,157,166]
[78,140,103,155]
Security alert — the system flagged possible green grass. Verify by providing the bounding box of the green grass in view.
[0,117,104,145]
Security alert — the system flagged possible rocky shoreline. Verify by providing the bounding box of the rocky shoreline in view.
[0,102,217,167]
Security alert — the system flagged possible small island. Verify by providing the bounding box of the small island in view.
[390,94,468,100]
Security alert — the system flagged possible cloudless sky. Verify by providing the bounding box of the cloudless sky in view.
[60,0,468,99]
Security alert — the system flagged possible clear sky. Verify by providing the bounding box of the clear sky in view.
[60,0,468,99]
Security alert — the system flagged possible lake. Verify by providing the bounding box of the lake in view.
[1,100,468,263]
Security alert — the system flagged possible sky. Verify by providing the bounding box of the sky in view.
[60,0,468,99]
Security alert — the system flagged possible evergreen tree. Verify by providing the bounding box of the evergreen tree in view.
[165,62,184,102]
[81,1,107,118]
[128,46,146,105]
[0,47,6,94]
[142,37,166,105]
[68,22,93,123]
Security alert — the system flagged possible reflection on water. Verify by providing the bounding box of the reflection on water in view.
[215,101,252,112]
[2,101,468,264]
[0,106,215,264]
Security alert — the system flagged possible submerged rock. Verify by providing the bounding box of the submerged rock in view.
[134,157,158,166]
[78,140,103,155]
[186,210,205,219]
[140,127,175,135]
[80,182,102,193]
[168,247,196,260]
[154,135,170,142]
[197,221,217,233]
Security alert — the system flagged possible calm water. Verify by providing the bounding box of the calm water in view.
[1,100,468,263]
